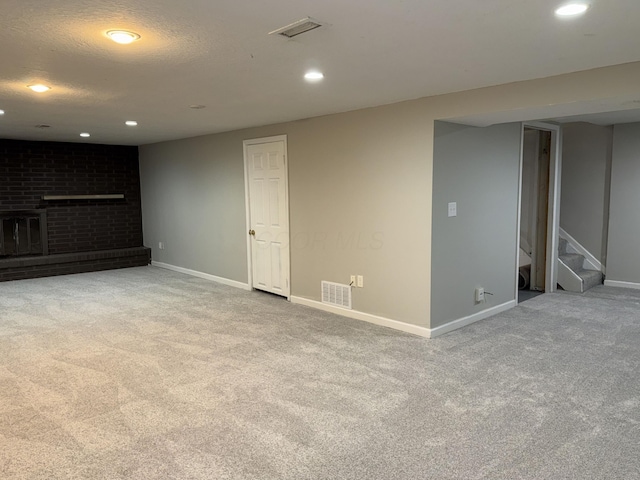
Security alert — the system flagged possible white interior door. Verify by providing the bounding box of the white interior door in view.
[245,138,290,297]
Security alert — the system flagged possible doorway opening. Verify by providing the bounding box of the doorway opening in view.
[517,123,561,303]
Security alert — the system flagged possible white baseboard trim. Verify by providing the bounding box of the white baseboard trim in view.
[429,301,517,338]
[290,296,431,338]
[290,297,516,339]
[151,261,251,291]
[559,227,603,273]
[149,265,515,339]
[604,279,640,290]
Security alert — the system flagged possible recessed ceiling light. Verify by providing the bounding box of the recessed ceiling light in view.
[555,3,590,16]
[0,110,4,115]
[80,132,91,138]
[125,120,138,126]
[304,71,324,82]
[28,84,51,93]
[107,30,141,44]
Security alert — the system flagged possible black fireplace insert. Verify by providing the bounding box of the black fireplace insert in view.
[0,210,48,257]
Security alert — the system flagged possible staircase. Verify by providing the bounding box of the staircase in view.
[557,237,603,293]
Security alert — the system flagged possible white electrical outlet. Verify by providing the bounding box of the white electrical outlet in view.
[350,275,356,286]
[159,242,165,250]
[357,275,364,288]
[475,287,485,302]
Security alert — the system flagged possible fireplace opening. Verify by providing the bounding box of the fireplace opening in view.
[0,210,48,258]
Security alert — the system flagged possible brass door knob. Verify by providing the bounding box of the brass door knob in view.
[249,229,256,236]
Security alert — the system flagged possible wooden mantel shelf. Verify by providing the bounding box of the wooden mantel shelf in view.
[42,194,125,200]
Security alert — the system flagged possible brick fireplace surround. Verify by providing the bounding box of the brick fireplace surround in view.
[0,139,150,281]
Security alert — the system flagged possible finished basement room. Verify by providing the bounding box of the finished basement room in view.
[2,1,640,478]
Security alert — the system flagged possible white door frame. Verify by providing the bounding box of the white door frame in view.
[515,122,562,302]
[243,135,291,299]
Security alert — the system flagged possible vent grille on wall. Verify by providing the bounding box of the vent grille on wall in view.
[269,17,322,38]
[321,281,352,310]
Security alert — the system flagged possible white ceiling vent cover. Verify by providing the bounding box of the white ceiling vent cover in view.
[269,17,322,38]
[321,281,352,310]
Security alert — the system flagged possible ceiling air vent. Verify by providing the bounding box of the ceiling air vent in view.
[35,124,51,129]
[321,281,352,310]
[269,17,322,38]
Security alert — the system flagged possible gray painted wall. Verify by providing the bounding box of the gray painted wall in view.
[139,135,249,283]
[606,122,640,284]
[140,101,433,327]
[431,121,522,328]
[560,122,613,263]
[138,64,640,332]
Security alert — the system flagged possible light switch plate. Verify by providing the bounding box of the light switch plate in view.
[448,202,457,217]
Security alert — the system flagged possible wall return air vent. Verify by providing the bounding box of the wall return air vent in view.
[321,281,352,310]
[269,17,322,38]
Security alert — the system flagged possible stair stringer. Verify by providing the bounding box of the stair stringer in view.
[558,257,584,293]
[558,227,603,273]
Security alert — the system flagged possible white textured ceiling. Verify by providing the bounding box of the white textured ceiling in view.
[2,0,640,145]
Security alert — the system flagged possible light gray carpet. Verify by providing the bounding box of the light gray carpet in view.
[1,267,639,479]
